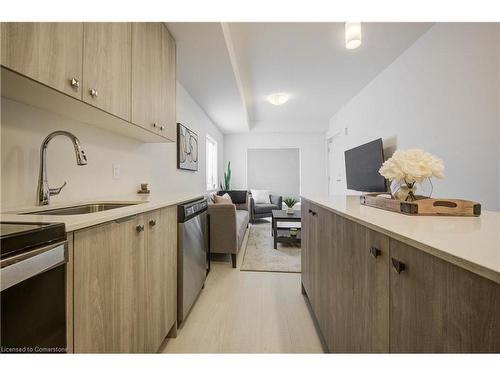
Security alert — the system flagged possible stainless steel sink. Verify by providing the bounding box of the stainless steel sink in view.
[22,202,144,216]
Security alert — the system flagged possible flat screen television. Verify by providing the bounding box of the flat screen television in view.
[344,138,387,193]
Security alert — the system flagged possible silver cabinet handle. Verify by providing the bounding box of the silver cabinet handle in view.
[149,219,156,227]
[159,125,165,131]
[89,88,98,98]
[136,224,144,233]
[70,78,80,89]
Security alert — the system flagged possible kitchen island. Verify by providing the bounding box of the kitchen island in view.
[301,195,500,353]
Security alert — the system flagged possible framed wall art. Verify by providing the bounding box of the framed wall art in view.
[177,122,199,171]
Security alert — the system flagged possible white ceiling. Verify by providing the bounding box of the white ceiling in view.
[167,22,433,134]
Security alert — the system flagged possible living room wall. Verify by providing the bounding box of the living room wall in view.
[247,148,300,198]
[327,23,500,211]
[223,133,327,197]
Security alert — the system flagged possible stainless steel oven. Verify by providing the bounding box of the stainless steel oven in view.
[0,222,67,353]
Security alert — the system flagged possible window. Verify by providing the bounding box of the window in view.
[206,135,218,191]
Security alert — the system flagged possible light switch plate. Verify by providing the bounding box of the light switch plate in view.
[112,164,121,180]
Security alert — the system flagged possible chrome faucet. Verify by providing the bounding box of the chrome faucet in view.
[37,131,87,205]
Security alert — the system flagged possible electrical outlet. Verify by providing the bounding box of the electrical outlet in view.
[112,164,121,180]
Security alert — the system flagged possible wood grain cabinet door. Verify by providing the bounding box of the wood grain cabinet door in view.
[131,23,175,140]
[144,207,177,352]
[73,215,146,353]
[301,200,319,309]
[390,239,500,353]
[1,22,83,98]
[301,200,311,296]
[330,217,389,353]
[316,206,335,347]
[82,23,131,120]
[160,26,176,141]
[308,203,321,322]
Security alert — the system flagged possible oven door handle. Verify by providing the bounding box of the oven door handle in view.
[1,242,67,291]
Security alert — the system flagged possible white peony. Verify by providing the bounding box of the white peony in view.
[379,149,445,184]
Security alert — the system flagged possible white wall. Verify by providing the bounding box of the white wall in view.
[327,23,500,211]
[0,82,224,209]
[223,133,327,197]
[247,148,300,198]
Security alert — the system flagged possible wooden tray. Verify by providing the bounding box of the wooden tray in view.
[360,194,481,217]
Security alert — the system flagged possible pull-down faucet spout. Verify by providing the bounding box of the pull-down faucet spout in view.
[37,131,87,206]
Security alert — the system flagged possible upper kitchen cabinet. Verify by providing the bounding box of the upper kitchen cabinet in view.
[131,23,176,141]
[82,23,132,120]
[1,23,83,99]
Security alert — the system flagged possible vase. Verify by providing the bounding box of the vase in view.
[286,207,294,214]
[394,181,417,202]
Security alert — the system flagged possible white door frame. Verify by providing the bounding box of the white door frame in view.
[326,132,341,196]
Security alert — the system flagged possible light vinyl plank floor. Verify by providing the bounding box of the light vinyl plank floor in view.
[163,225,324,353]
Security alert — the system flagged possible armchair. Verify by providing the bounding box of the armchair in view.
[250,194,282,222]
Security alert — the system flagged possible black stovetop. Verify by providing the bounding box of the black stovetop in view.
[0,221,66,259]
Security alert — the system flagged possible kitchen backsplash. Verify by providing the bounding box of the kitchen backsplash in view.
[0,83,224,210]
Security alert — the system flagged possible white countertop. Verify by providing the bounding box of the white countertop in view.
[1,193,204,232]
[302,195,500,283]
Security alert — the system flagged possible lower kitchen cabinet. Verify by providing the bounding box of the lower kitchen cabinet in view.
[144,207,177,352]
[330,215,389,353]
[302,202,389,353]
[390,239,500,353]
[301,198,500,353]
[74,214,145,353]
[73,207,177,353]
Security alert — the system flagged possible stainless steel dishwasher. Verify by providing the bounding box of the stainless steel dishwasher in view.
[177,198,208,325]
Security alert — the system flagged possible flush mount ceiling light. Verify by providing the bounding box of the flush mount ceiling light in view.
[267,93,289,106]
[345,22,362,50]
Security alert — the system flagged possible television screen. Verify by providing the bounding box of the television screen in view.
[345,138,387,193]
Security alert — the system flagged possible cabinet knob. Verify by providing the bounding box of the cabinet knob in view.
[391,258,406,274]
[153,122,158,128]
[89,88,98,98]
[136,224,144,233]
[159,125,165,131]
[311,211,317,216]
[369,246,381,258]
[70,78,80,89]
[149,219,156,227]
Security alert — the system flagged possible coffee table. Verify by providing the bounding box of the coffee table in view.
[271,210,301,249]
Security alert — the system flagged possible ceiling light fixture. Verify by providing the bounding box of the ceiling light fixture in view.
[345,22,362,50]
[267,93,289,106]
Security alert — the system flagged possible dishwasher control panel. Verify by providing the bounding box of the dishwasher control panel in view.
[178,198,208,223]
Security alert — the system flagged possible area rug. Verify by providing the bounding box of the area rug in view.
[240,224,301,273]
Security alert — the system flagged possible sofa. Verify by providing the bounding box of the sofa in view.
[249,193,282,222]
[207,190,249,268]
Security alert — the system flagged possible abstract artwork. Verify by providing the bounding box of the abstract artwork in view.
[177,123,198,171]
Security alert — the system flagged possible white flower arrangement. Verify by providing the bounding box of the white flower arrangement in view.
[379,149,444,185]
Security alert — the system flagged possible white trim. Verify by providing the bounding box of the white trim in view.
[206,134,218,191]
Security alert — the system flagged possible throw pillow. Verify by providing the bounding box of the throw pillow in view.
[251,189,270,204]
[214,193,233,204]
[208,192,217,203]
